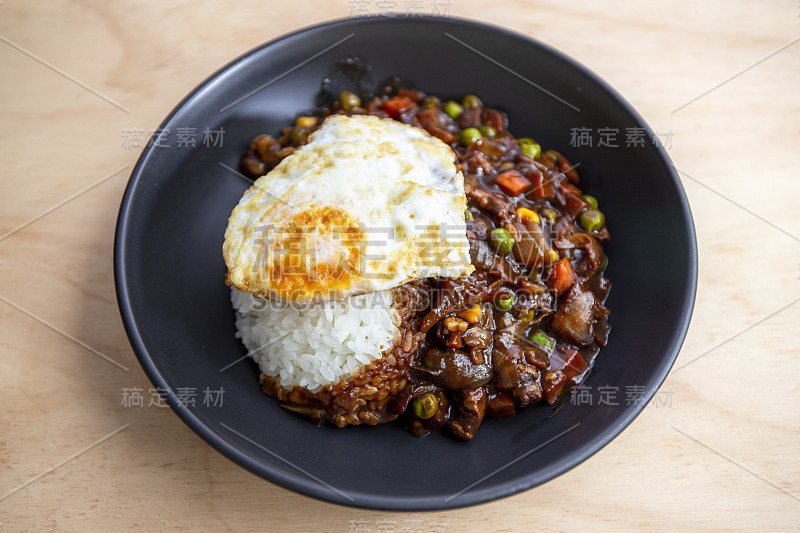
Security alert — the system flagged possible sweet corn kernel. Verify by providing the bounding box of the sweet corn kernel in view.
[295,116,318,128]
[516,207,540,225]
[456,304,482,324]
[548,249,559,262]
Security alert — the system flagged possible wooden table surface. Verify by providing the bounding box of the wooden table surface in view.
[2,1,799,531]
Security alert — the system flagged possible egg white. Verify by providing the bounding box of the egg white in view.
[223,114,474,302]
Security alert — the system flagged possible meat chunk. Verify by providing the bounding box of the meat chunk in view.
[419,279,494,333]
[480,108,508,132]
[512,364,543,406]
[412,107,456,144]
[467,187,514,223]
[509,221,549,269]
[486,391,515,418]
[467,217,490,240]
[469,237,496,270]
[554,233,605,277]
[417,348,492,390]
[549,289,608,346]
[449,387,487,440]
[491,320,527,389]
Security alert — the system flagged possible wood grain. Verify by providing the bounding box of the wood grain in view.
[1,1,798,531]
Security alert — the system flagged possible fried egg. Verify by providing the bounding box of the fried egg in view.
[223,114,474,302]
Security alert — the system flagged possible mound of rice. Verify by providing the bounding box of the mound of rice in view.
[230,287,400,392]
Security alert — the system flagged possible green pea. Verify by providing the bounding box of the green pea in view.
[465,209,473,221]
[460,127,482,147]
[443,100,463,118]
[579,209,605,231]
[530,331,555,352]
[413,392,438,419]
[497,293,514,311]
[518,137,541,159]
[339,91,361,110]
[462,94,482,109]
[479,124,497,139]
[490,228,514,255]
[581,195,599,209]
[522,143,541,159]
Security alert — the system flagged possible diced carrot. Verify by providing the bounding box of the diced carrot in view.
[526,169,554,199]
[559,183,582,196]
[562,348,589,379]
[496,170,531,196]
[547,258,576,296]
[382,95,417,119]
[564,192,589,217]
[557,154,580,183]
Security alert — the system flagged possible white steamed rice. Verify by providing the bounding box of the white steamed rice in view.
[231,287,400,392]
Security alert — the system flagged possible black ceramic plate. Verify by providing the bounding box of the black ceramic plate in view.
[115,16,696,510]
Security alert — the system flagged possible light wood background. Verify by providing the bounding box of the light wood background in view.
[1,1,799,531]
